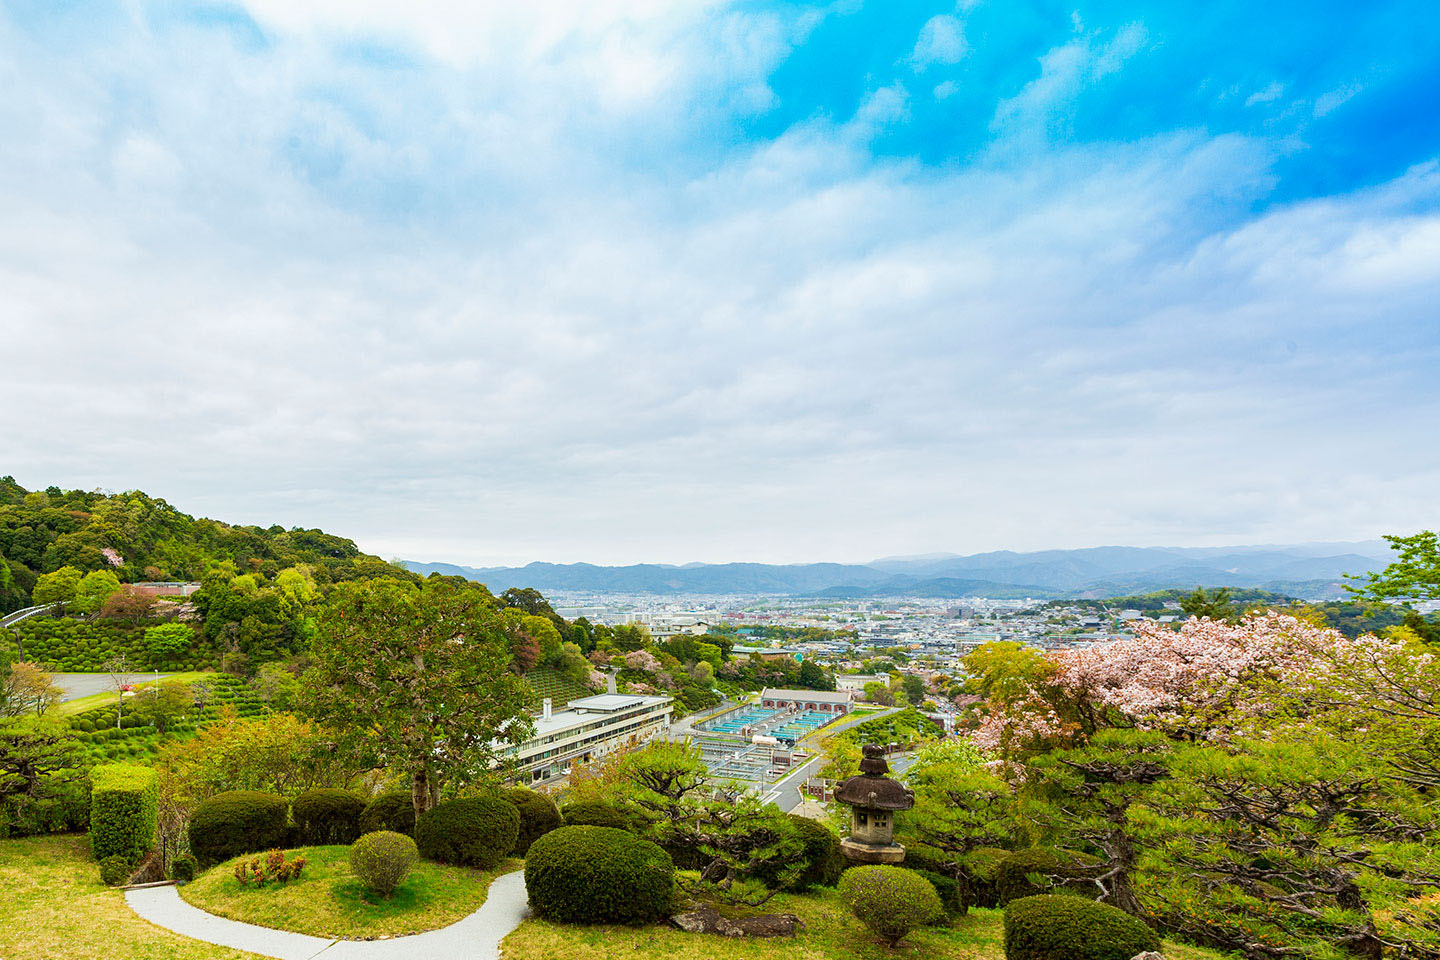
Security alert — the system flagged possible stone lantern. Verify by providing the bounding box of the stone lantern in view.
[834,744,914,864]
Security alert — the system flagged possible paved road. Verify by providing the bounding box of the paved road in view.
[764,706,901,812]
[127,867,530,960]
[52,673,174,703]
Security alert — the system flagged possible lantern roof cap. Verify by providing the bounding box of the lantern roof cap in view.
[834,744,914,811]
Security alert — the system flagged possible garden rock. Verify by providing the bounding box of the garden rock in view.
[670,903,804,938]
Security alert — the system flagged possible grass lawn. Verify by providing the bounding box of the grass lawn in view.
[55,672,217,717]
[180,845,519,939]
[0,834,258,960]
[501,885,1234,960]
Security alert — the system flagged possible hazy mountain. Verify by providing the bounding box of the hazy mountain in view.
[402,541,1393,600]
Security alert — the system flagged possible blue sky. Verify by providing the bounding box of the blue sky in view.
[1,1,1437,565]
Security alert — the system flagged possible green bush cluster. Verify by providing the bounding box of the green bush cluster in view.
[65,675,266,763]
[99,854,133,887]
[962,846,1012,908]
[524,825,674,924]
[188,790,291,866]
[359,792,416,837]
[503,788,563,857]
[994,848,1101,905]
[0,779,89,838]
[350,831,420,896]
[170,854,198,883]
[1,617,209,672]
[752,814,844,891]
[560,800,630,830]
[89,764,158,865]
[838,865,944,945]
[292,788,365,845]
[415,794,519,869]
[1003,894,1160,960]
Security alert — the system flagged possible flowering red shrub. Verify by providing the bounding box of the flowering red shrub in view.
[233,849,307,885]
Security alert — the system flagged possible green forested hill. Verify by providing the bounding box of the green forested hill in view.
[0,476,414,612]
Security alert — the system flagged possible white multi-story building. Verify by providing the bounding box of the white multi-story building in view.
[508,693,673,785]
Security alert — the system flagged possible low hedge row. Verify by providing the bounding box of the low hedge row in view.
[503,788,562,857]
[359,792,416,837]
[1003,894,1159,960]
[188,790,291,866]
[524,825,674,924]
[292,788,365,845]
[415,794,519,869]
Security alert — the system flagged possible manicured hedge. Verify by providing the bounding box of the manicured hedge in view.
[170,854,198,882]
[839,864,943,945]
[414,793,519,869]
[995,847,1101,905]
[3,617,209,671]
[89,764,158,865]
[359,792,416,837]
[1004,894,1160,960]
[560,800,630,830]
[292,788,365,845]
[188,790,291,866]
[503,788,563,857]
[524,825,674,924]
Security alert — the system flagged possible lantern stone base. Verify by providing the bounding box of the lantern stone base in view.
[840,837,907,864]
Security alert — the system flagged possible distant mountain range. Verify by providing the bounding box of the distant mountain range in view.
[402,541,1396,600]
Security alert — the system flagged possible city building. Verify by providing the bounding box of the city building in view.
[508,693,673,784]
[759,687,854,715]
[835,673,890,693]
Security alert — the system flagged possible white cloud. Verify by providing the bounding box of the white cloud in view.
[1245,81,1285,106]
[0,6,1435,564]
[911,14,967,70]
[1314,81,1363,117]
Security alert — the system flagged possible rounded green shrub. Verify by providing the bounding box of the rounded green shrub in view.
[838,864,943,945]
[503,788,563,857]
[99,855,132,887]
[1003,894,1159,960]
[414,793,519,869]
[559,800,630,830]
[188,791,291,866]
[292,788,365,845]
[359,792,417,837]
[524,825,674,924]
[350,830,419,896]
[170,854,198,883]
[995,848,1101,905]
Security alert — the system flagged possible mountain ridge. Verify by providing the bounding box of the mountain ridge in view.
[403,541,1394,600]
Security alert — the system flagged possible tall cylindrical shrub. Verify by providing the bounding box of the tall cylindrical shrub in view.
[414,793,519,869]
[188,790,290,866]
[89,764,158,865]
[502,788,563,857]
[292,788,365,845]
[524,825,674,924]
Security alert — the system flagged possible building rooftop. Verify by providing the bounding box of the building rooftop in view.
[527,693,673,738]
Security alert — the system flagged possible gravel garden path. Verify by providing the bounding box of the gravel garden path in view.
[125,868,529,960]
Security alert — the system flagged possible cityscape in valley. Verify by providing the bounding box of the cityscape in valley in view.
[5,1,1440,959]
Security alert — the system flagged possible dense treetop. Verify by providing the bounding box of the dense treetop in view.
[0,477,416,611]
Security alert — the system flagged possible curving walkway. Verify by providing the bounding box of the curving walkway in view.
[125,868,530,960]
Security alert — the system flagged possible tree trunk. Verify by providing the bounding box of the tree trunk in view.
[411,759,433,816]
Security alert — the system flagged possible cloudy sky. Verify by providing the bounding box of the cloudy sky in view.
[2,1,1438,566]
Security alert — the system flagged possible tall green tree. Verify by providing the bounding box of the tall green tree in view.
[1179,585,1235,621]
[31,565,82,605]
[1348,531,1440,603]
[301,579,535,816]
